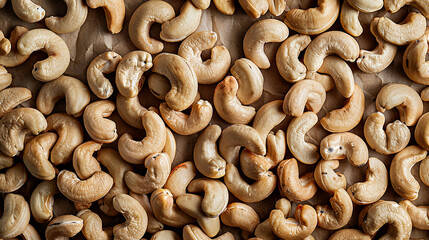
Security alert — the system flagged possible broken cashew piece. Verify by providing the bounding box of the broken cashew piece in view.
[220,202,260,234]
[270,204,317,240]
[377,12,426,46]
[112,193,148,240]
[0,26,30,67]
[83,100,117,143]
[320,132,368,167]
[86,0,125,34]
[268,0,286,16]
[164,161,197,198]
[30,180,59,223]
[0,194,31,239]
[23,132,57,180]
[45,0,88,34]
[11,0,45,23]
[316,188,353,230]
[87,51,122,99]
[347,0,383,12]
[0,31,11,56]
[213,0,235,15]
[283,80,326,117]
[403,27,429,85]
[77,209,111,240]
[0,87,32,118]
[230,58,264,105]
[318,56,355,98]
[187,178,229,217]
[340,1,363,37]
[45,215,83,240]
[238,0,268,18]
[72,141,102,180]
[314,159,347,194]
[400,200,429,230]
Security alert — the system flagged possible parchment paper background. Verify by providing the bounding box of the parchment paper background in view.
[1,0,429,239]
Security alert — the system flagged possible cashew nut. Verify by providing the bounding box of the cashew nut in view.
[384,0,429,18]
[0,66,12,90]
[420,155,429,187]
[377,12,426,46]
[45,215,83,240]
[340,1,363,37]
[148,73,170,100]
[11,0,45,23]
[21,224,42,240]
[314,159,347,194]
[112,193,148,240]
[283,80,326,117]
[77,209,111,240]
[0,194,31,239]
[183,224,235,240]
[404,27,429,85]
[72,141,102,180]
[0,162,27,193]
[0,31,11,56]
[151,230,180,240]
[320,132,368,167]
[86,0,125,34]
[23,132,57,180]
[0,26,30,67]
[328,229,371,240]
[220,202,260,234]
[308,71,336,91]
[270,204,317,240]
[30,180,59,223]
[187,178,229,217]
[0,152,13,170]
[317,56,355,98]
[230,58,264,105]
[163,128,176,164]
[213,0,235,15]
[316,188,353,230]
[130,192,164,234]
[83,100,117,143]
[347,0,383,12]
[400,200,429,230]
[268,0,286,16]
[116,93,155,129]
[45,0,88,34]
[238,0,268,18]
[164,161,197,198]
[0,87,31,118]
[253,100,286,144]
[87,51,122,99]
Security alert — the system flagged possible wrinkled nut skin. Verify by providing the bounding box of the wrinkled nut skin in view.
[347,0,383,12]
[187,178,229,217]
[87,51,122,99]
[0,194,31,239]
[270,205,317,240]
[328,229,371,240]
[314,159,347,194]
[340,1,363,37]
[11,0,45,23]
[77,209,111,240]
[0,163,27,193]
[183,224,235,240]
[44,0,88,34]
[318,55,355,98]
[377,12,426,46]
[45,215,83,240]
[320,132,368,167]
[83,100,118,143]
[403,27,429,85]
[238,0,268,18]
[0,87,32,118]
[164,161,197,198]
[86,0,125,34]
[283,79,326,117]
[0,26,31,68]
[400,200,429,230]
[130,192,164,234]
[72,141,102,180]
[220,202,260,233]
[112,193,148,240]
[230,58,264,105]
[23,132,58,180]
[30,180,59,223]
[316,188,353,230]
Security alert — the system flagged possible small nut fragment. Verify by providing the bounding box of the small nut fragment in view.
[213,0,235,15]
[83,100,117,143]
[400,200,429,230]
[316,188,353,230]
[45,215,83,240]
[238,0,268,18]
[283,80,326,117]
[30,180,59,223]
[220,202,260,234]
[164,161,197,198]
[0,31,11,56]
[0,194,31,239]
[45,0,88,34]
[270,205,317,240]
[87,51,122,99]
[314,159,347,194]
[86,0,125,34]
[320,132,368,167]
[377,12,426,46]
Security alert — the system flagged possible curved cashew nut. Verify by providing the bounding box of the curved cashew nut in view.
[318,56,355,98]
[11,0,45,23]
[390,145,427,200]
[377,12,426,46]
[183,224,235,240]
[30,180,59,223]
[87,51,122,99]
[116,93,156,129]
[415,112,429,150]
[270,205,317,240]
[77,209,111,240]
[320,132,368,167]
[187,178,229,217]
[314,159,347,194]
[400,200,429,230]
[178,31,231,84]
[164,161,197,198]
[308,71,336,92]
[220,202,260,234]
[253,100,286,143]
[83,100,117,143]
[191,0,210,9]
[328,229,371,240]
[118,111,167,164]
[286,111,319,165]
[421,154,429,187]
[37,75,91,117]
[130,192,164,234]
[268,0,286,16]
[86,0,125,34]
[0,87,31,118]
[278,158,318,201]
[0,107,47,157]
[347,157,388,205]
[340,1,363,37]
[0,194,31,239]
[283,80,326,117]
[0,26,30,67]
[72,141,102,180]
[23,132,57,180]
[0,162,27,193]
[125,153,171,194]
[404,27,429,85]
[152,53,198,111]
[112,193,148,240]
[45,215,83,240]
[148,73,170,100]
[347,0,383,12]
[160,0,202,42]
[17,29,70,81]
[0,66,12,90]
[45,0,88,34]
[384,0,429,18]
[238,0,268,18]
[213,0,235,15]
[151,230,180,240]
[255,218,275,240]
[230,58,264,105]
[0,152,13,170]
[316,188,353,230]
[243,19,289,69]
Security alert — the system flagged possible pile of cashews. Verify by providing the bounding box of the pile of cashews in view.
[2,0,429,239]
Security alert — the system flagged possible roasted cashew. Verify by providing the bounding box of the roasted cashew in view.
[45,0,88,34]
[0,66,12,90]
[347,0,383,12]
[270,204,317,240]
[377,12,426,46]
[86,0,125,34]
[318,56,355,98]
[183,224,235,240]
[314,159,347,194]
[384,0,429,18]
[0,194,31,239]
[30,180,58,223]
[284,0,340,35]
[11,0,45,23]
[0,87,31,118]
[151,230,180,240]
[87,51,122,99]
[17,29,70,81]
[238,0,268,18]
[0,26,30,67]
[130,192,164,234]
[83,100,117,143]
[213,0,235,15]
[0,152,13,170]
[243,19,289,69]
[328,229,371,240]
[45,215,83,240]
[400,200,429,230]
[72,141,102,180]
[77,209,111,240]
[163,128,176,162]
[220,202,260,234]
[21,224,41,240]
[0,31,11,56]
[268,0,285,15]
[164,161,197,198]
[187,178,228,217]
[255,218,275,240]
[421,155,429,187]
[283,80,326,117]
[230,58,264,105]
[253,100,286,143]
[320,132,368,167]
[340,1,363,37]
[404,27,429,85]
[347,157,388,205]
[316,188,353,230]
[112,193,148,240]
[0,162,26,193]
[23,132,57,180]
[415,112,429,150]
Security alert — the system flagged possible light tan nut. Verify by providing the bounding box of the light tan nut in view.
[0,108,47,157]
[11,0,45,22]
[283,80,326,117]
[0,26,30,67]
[415,112,429,150]
[219,124,265,165]
[160,0,202,42]
[0,0,5,8]
[118,111,167,164]
[23,132,57,180]
[57,170,113,203]
[72,141,102,180]
[178,31,231,84]
[83,100,117,143]
[163,128,176,164]
[150,188,195,228]
[214,76,256,124]
[187,178,229,217]
[230,58,264,105]
[115,50,152,98]
[213,0,235,15]
[318,56,354,98]
[45,113,84,165]
[17,29,70,81]
[0,163,27,193]
[148,73,170,100]
[0,194,31,239]
[384,0,429,18]
[253,100,286,143]
[420,155,429,187]
[86,0,125,34]
[340,1,363,37]
[45,0,88,34]
[0,152,13,170]
[0,31,11,56]
[0,87,32,117]
[270,204,317,240]
[404,27,429,85]
[224,164,276,203]
[45,215,83,240]
[152,53,198,111]
[321,84,365,132]
[347,157,388,205]
[357,17,397,73]
[286,111,319,165]
[21,224,41,240]
[238,0,268,18]
[314,159,347,194]
[77,209,111,240]
[400,200,429,230]
[268,0,285,15]
[359,200,412,239]
[278,158,318,201]
[377,12,426,46]
[130,192,164,234]
[304,31,359,72]
[243,19,289,69]
[316,188,353,230]
[347,0,383,12]
[221,202,260,234]
[113,193,148,240]
[328,229,371,240]
[255,218,275,240]
[36,75,91,117]
[87,51,122,99]
[308,71,336,91]
[151,230,180,240]
[0,66,12,90]
[390,145,427,200]
[116,93,154,129]
[183,224,235,240]
[125,153,171,194]
[191,0,210,9]
[284,0,340,35]
[30,180,59,223]
[164,161,197,198]
[320,132,368,167]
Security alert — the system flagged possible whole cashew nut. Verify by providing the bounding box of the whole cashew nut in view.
[77,209,111,240]
[30,180,59,223]
[283,80,326,117]
[340,1,363,37]
[86,0,125,34]
[347,0,383,12]
[112,193,148,240]
[23,132,57,180]
[0,87,32,118]
[45,215,83,240]
[130,192,164,234]
[400,200,429,230]
[230,58,264,105]
[187,178,229,217]
[0,194,31,239]
[384,0,429,18]
[11,0,45,23]
[316,188,353,230]
[238,0,268,18]
[183,224,235,240]
[220,202,260,234]
[0,26,30,67]
[377,11,426,45]
[72,141,102,180]
[328,229,371,240]
[0,162,27,193]
[270,204,317,240]
[87,51,122,99]
[213,0,235,15]
[317,56,355,98]
[404,27,429,85]
[45,0,88,34]
[83,100,117,143]
[314,159,347,194]
[164,161,197,198]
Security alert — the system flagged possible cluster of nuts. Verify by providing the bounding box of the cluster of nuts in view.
[0,0,429,239]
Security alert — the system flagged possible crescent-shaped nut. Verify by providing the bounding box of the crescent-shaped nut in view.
[347,157,388,205]
[152,53,198,111]
[314,159,347,194]
[183,224,235,240]
[118,111,166,164]
[404,27,429,85]
[148,73,170,100]
[213,0,235,15]
[30,180,59,223]
[77,209,111,240]
[316,188,353,230]
[0,66,12,90]
[0,26,30,67]
[224,164,276,203]
[283,80,326,117]
[178,31,231,84]
[45,215,83,240]
[72,141,102,180]
[86,0,125,34]
[17,29,70,81]
[112,193,148,240]
[191,0,210,9]
[36,75,91,117]
[194,125,227,179]
[0,163,27,193]
[83,100,117,143]
[11,0,45,22]
[23,132,57,180]
[187,178,229,217]
[57,170,113,203]
[340,1,363,37]
[286,111,319,165]
[420,155,429,187]
[0,194,31,239]
[125,153,171,194]
[270,205,317,240]
[151,230,180,240]
[320,132,369,167]
[278,158,318,201]
[116,93,153,129]
[243,19,289,69]
[268,0,286,16]
[130,192,164,234]
[377,12,426,46]
[400,200,429,230]
[115,50,152,98]
[318,56,355,98]
[87,51,122,99]
[328,229,371,240]
[164,161,197,199]
[384,0,429,18]
[284,0,340,35]
[45,0,88,34]
[218,124,266,165]
[0,87,32,117]
[230,58,264,105]
[160,0,202,42]
[347,0,383,12]
[238,0,268,18]
[0,107,47,157]
[390,145,427,200]
[320,84,365,132]
[220,202,260,233]
[253,100,286,143]
[150,188,195,228]
[304,31,359,72]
